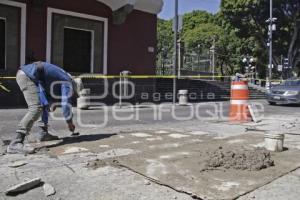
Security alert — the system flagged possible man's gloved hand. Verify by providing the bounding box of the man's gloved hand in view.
[67,122,75,132]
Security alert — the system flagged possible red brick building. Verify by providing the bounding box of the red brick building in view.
[0,0,163,75]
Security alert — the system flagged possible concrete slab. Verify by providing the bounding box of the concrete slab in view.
[113,134,300,200]
[238,168,300,200]
[0,153,193,200]
[34,128,300,200]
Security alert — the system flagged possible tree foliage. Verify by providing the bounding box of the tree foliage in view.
[182,10,215,33]
[157,10,244,75]
[157,18,173,55]
[157,0,300,77]
[221,0,300,75]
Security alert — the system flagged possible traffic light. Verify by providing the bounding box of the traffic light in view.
[283,58,290,69]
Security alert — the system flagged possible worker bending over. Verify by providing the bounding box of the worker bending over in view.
[7,62,78,154]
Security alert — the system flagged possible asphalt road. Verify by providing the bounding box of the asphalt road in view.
[0,100,299,140]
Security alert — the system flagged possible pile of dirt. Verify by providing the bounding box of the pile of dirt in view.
[204,147,274,171]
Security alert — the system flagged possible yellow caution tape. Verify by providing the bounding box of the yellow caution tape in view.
[0,82,10,92]
[0,77,16,79]
[0,75,230,79]
[0,75,285,82]
[75,75,233,79]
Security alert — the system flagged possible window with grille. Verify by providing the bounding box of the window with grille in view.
[63,28,92,73]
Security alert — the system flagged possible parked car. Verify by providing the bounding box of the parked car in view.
[267,79,300,105]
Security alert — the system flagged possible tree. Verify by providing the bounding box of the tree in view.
[157,10,246,76]
[182,10,215,34]
[157,18,173,55]
[156,18,173,72]
[221,0,300,76]
[215,30,244,76]
[183,12,246,76]
[183,23,222,49]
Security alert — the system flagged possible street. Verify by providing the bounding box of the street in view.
[0,100,299,140]
[1,100,300,200]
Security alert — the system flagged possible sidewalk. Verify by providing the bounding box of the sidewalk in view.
[1,104,300,200]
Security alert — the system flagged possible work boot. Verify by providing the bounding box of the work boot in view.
[35,131,59,142]
[7,133,35,154]
[35,124,59,142]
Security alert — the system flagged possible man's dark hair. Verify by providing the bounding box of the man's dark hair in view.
[25,50,38,64]
[34,61,45,82]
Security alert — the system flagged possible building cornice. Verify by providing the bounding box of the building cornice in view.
[97,0,163,14]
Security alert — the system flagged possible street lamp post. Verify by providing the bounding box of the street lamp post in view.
[209,37,216,81]
[212,37,216,81]
[266,0,277,88]
[242,54,255,83]
[162,48,166,75]
[197,44,201,71]
[269,0,273,88]
[173,0,178,105]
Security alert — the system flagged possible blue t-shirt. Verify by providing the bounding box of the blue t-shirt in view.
[21,62,73,123]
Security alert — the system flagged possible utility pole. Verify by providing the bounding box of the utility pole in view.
[178,39,182,78]
[267,0,276,88]
[173,0,178,104]
[269,0,273,87]
[280,54,283,80]
[197,44,201,71]
[210,37,216,81]
[162,48,166,75]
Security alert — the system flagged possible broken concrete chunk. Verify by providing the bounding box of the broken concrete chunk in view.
[144,180,151,185]
[5,178,42,195]
[282,122,296,129]
[8,161,28,168]
[86,159,107,170]
[0,147,5,155]
[0,140,5,155]
[63,146,89,154]
[43,183,56,196]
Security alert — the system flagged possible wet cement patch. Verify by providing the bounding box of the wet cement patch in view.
[203,147,274,171]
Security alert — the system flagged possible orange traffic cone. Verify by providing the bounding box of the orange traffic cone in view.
[229,81,252,122]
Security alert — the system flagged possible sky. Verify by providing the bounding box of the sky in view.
[158,0,221,20]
